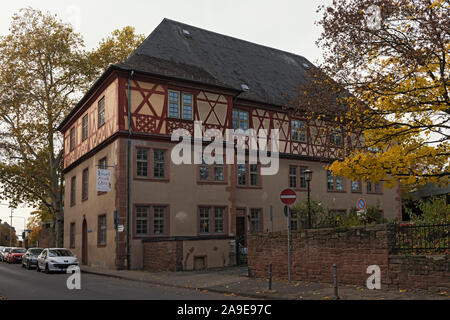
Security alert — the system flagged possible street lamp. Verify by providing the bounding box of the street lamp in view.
[304,170,313,229]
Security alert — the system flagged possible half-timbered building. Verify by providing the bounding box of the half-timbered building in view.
[58,19,401,270]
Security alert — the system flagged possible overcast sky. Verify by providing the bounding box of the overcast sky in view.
[0,0,331,236]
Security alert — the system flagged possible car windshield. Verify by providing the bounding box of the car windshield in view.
[12,249,26,253]
[5,248,11,252]
[30,249,43,256]
[48,249,73,257]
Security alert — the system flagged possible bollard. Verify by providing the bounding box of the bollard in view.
[333,264,340,300]
[268,262,273,291]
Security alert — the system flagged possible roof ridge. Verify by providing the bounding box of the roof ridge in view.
[161,18,311,64]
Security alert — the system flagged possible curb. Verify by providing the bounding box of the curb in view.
[81,269,294,300]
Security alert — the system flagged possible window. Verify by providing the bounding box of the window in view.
[98,215,106,246]
[199,207,210,234]
[70,223,75,249]
[329,128,343,147]
[98,97,105,128]
[249,209,261,233]
[70,176,76,206]
[98,157,107,169]
[70,127,75,151]
[182,93,193,120]
[237,164,247,186]
[232,109,249,130]
[367,181,382,193]
[136,206,149,236]
[199,206,227,235]
[290,211,298,231]
[250,164,259,186]
[289,166,297,188]
[82,168,89,201]
[289,166,308,189]
[82,114,88,141]
[198,158,224,182]
[291,120,307,142]
[168,90,180,118]
[299,167,308,189]
[153,206,166,235]
[214,207,225,233]
[153,149,166,178]
[327,170,345,192]
[136,148,149,177]
[351,181,362,192]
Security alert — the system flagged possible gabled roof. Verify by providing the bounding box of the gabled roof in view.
[115,18,316,106]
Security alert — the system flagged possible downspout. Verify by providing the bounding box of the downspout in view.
[126,70,134,270]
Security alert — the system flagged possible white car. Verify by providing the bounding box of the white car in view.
[37,248,79,273]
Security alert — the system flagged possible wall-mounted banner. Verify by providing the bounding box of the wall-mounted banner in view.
[96,168,111,192]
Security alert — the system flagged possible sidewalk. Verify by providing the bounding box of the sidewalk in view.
[81,265,449,300]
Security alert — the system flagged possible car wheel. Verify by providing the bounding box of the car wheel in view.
[36,264,40,272]
[26,261,31,270]
[45,264,50,274]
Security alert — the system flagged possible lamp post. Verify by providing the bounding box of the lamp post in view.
[304,170,313,229]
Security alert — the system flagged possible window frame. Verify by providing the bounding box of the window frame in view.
[181,92,194,120]
[97,214,107,247]
[197,205,228,236]
[136,147,150,178]
[236,163,262,188]
[327,170,346,193]
[133,204,170,238]
[288,165,308,191]
[82,114,89,142]
[82,167,89,201]
[291,119,307,143]
[367,181,383,194]
[69,127,75,151]
[70,176,76,207]
[329,127,343,147]
[232,108,250,131]
[97,97,106,128]
[249,208,263,233]
[351,180,362,193]
[134,147,169,182]
[97,157,108,196]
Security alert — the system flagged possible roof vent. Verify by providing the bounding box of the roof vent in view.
[302,62,310,69]
[241,84,250,92]
[182,29,192,38]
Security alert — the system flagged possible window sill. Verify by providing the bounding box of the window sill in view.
[82,197,88,202]
[327,190,347,193]
[351,191,362,194]
[237,185,262,189]
[134,177,170,183]
[97,244,107,248]
[197,180,228,185]
[367,192,383,195]
[167,117,194,122]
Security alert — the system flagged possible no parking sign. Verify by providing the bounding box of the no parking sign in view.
[357,198,366,211]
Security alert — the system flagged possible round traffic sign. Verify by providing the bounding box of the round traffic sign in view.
[357,198,366,210]
[280,188,297,205]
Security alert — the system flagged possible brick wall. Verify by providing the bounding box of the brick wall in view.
[248,224,450,291]
[143,240,183,271]
[388,255,450,291]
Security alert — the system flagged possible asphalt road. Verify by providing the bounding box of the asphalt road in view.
[0,262,245,300]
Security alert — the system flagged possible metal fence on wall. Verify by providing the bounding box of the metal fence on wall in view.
[393,223,450,254]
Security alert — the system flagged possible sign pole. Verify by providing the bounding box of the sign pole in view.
[287,206,291,282]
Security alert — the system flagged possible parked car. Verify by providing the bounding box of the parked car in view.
[37,248,79,274]
[22,248,44,269]
[1,247,11,262]
[6,248,27,264]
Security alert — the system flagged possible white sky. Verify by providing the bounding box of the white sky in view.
[0,0,331,236]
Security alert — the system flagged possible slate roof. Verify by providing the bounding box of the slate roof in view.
[58,18,318,131]
[115,18,317,107]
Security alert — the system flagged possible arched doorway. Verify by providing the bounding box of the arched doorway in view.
[82,218,88,265]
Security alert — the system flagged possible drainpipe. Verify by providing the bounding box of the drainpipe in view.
[126,70,134,270]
